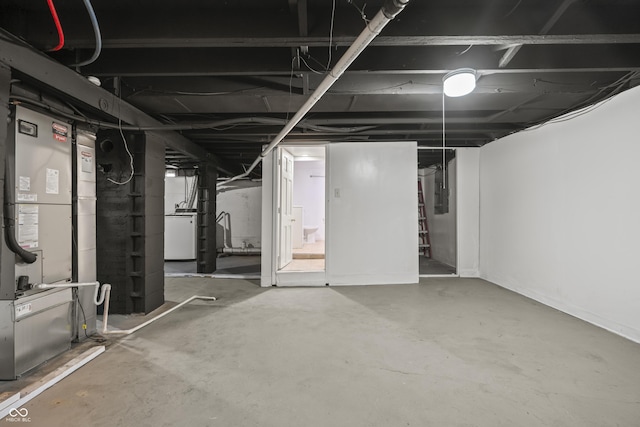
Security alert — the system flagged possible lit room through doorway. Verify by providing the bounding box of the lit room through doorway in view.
[278,146,326,272]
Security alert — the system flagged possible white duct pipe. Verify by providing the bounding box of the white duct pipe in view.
[224,212,231,249]
[35,281,111,305]
[217,0,410,188]
[34,282,212,338]
[221,247,261,255]
[100,285,216,335]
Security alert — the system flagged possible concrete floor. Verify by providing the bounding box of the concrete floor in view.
[419,255,456,275]
[7,277,640,426]
[165,255,261,276]
[166,254,453,276]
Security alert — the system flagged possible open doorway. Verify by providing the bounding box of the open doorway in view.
[277,146,326,272]
[164,169,199,275]
[164,168,262,278]
[418,148,457,276]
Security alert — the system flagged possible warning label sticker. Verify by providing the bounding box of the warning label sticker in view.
[52,122,68,142]
[18,204,38,249]
[81,151,93,173]
[46,168,59,194]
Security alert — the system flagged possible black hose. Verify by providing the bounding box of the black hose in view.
[72,0,102,67]
[4,153,37,264]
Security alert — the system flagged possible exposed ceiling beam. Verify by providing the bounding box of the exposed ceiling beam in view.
[62,34,640,49]
[80,45,640,77]
[0,29,224,168]
[363,68,640,75]
[499,0,578,68]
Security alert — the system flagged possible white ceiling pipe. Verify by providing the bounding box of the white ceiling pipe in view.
[217,0,410,188]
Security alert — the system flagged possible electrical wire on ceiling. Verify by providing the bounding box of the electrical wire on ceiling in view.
[326,0,337,70]
[522,70,640,132]
[346,0,370,24]
[306,54,330,72]
[129,86,269,97]
[299,55,325,75]
[503,0,524,18]
[73,0,102,67]
[286,56,297,121]
[217,0,411,187]
[46,0,65,51]
[328,80,420,94]
[455,45,473,56]
[8,95,378,133]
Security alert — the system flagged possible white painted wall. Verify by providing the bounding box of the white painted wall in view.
[216,180,262,249]
[262,143,479,287]
[479,86,640,342]
[456,148,480,277]
[327,141,418,285]
[164,175,197,214]
[420,158,457,268]
[293,160,325,240]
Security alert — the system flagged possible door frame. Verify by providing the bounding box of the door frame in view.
[417,146,460,278]
[271,144,328,286]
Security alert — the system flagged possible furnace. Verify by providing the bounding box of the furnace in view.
[0,106,97,380]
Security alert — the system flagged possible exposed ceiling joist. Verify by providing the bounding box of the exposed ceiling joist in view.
[53,34,640,49]
[499,0,578,68]
[2,0,638,176]
[0,29,223,168]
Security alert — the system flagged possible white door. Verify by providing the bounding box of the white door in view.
[278,148,294,269]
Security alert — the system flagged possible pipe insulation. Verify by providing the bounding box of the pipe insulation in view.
[220,247,261,255]
[217,0,410,187]
[35,282,216,337]
[101,288,217,335]
[35,281,111,305]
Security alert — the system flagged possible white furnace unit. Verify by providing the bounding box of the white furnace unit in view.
[0,106,97,379]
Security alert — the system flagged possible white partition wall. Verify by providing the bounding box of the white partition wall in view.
[479,86,640,342]
[327,141,418,285]
[456,148,480,277]
[262,141,419,287]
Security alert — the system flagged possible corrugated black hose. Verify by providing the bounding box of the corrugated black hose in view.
[4,154,37,264]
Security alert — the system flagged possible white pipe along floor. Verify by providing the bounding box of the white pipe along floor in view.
[4,277,640,426]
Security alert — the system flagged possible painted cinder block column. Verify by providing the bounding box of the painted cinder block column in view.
[96,130,165,314]
[196,163,217,274]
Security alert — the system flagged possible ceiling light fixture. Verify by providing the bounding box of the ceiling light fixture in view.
[443,68,477,98]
